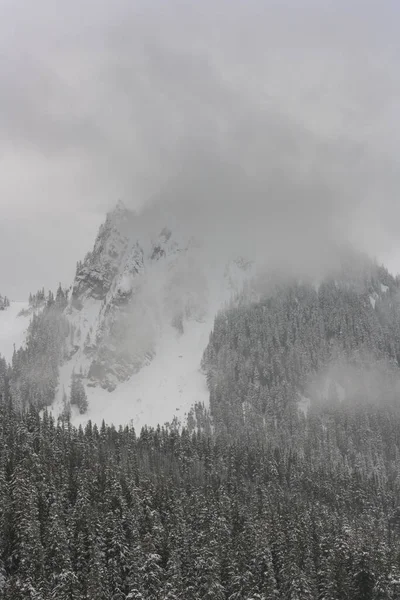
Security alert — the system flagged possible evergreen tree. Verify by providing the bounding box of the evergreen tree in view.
[70,373,88,414]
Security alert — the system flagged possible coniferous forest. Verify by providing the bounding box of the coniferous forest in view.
[2,392,400,598]
[2,258,400,598]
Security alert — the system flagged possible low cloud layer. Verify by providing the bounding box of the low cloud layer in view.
[1,0,400,296]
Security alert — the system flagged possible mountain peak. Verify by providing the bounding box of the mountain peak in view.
[110,199,129,214]
[105,199,133,229]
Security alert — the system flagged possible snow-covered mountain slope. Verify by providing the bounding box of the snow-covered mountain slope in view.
[57,316,211,430]
[55,201,254,427]
[0,302,29,363]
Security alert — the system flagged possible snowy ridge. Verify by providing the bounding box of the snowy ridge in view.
[54,202,254,428]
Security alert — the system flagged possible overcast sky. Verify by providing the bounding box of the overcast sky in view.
[1,0,400,298]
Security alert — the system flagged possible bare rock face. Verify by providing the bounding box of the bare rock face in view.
[72,201,133,304]
[64,201,254,392]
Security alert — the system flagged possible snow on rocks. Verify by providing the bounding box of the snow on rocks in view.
[54,203,254,428]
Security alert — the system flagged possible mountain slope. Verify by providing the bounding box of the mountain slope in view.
[60,316,210,430]
[54,202,253,426]
[8,202,400,436]
[202,257,400,436]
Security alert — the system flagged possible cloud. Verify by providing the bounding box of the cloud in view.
[0,0,400,296]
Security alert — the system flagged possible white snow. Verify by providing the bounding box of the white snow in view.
[381,283,389,293]
[74,318,210,430]
[116,272,134,295]
[0,302,30,363]
[369,295,376,309]
[54,314,212,431]
[53,257,252,429]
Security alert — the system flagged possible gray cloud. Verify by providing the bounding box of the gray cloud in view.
[1,0,400,297]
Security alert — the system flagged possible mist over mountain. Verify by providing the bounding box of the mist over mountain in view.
[3,198,400,435]
[3,208,400,597]
[1,0,400,297]
[2,0,400,596]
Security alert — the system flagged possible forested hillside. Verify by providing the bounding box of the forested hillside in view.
[8,286,70,411]
[202,259,400,436]
[1,392,400,598]
[2,255,400,598]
